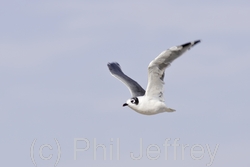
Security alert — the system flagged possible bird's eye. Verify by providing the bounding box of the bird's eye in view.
[130,97,139,105]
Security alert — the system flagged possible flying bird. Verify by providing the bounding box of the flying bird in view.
[107,40,200,115]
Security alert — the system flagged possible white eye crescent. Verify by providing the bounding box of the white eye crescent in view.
[131,99,135,103]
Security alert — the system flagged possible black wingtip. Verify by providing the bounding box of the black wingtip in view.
[181,39,201,48]
[194,40,201,45]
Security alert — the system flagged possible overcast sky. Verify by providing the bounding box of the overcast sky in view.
[1,1,250,167]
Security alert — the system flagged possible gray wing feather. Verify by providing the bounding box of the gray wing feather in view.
[145,40,201,100]
[107,62,145,97]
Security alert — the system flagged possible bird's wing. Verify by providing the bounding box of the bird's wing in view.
[145,40,201,101]
[107,62,145,97]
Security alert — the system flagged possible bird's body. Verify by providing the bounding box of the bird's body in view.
[125,96,175,115]
[107,40,200,115]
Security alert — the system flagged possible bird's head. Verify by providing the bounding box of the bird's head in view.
[123,97,139,109]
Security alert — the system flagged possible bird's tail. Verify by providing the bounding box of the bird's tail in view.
[166,107,176,112]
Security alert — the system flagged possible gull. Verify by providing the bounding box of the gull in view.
[107,40,200,115]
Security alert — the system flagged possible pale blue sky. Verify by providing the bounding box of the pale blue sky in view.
[1,1,250,167]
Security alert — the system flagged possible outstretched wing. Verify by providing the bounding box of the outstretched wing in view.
[145,40,201,101]
[107,62,145,97]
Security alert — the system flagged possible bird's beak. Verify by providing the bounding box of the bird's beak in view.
[123,103,128,107]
